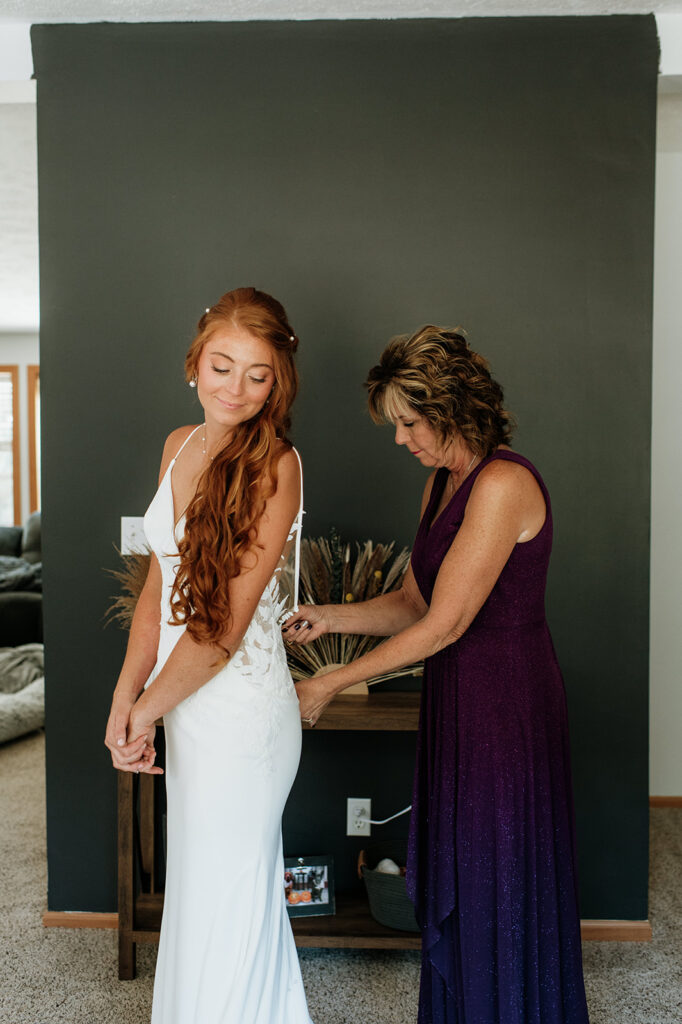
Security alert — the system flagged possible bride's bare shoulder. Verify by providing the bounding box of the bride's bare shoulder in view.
[158,425,200,480]
[272,444,301,498]
[163,424,199,453]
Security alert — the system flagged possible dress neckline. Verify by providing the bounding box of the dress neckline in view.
[426,452,489,532]
[423,448,550,548]
[168,424,202,532]
[170,465,188,533]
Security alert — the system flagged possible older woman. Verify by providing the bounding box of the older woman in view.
[285,327,590,1024]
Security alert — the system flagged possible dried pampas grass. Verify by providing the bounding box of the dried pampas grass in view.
[104,548,151,630]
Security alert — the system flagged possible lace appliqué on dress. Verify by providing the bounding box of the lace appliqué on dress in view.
[229,575,296,775]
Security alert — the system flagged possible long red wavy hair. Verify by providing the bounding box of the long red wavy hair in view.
[169,287,299,649]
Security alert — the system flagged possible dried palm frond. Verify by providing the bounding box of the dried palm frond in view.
[302,539,332,607]
[282,531,422,686]
[329,528,344,605]
[104,547,151,630]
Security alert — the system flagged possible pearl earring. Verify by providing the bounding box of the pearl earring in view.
[189,377,197,388]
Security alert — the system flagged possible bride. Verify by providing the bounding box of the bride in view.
[104,287,313,1024]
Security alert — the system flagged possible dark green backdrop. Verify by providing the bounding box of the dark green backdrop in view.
[32,16,658,917]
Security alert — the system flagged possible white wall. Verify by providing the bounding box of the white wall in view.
[0,102,39,331]
[650,91,682,797]
[0,333,40,525]
[0,99,39,526]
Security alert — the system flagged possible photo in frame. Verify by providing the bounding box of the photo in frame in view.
[284,855,335,918]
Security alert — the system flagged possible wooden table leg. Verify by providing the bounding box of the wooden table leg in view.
[118,927,136,981]
[139,771,155,890]
[118,770,136,980]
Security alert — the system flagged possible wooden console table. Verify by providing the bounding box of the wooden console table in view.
[118,690,421,979]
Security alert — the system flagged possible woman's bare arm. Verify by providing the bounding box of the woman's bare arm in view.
[111,554,163,703]
[283,472,437,641]
[109,428,196,705]
[104,554,165,772]
[290,564,427,638]
[105,430,197,768]
[296,461,545,716]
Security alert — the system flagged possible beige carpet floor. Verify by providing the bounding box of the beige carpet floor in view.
[0,731,680,1024]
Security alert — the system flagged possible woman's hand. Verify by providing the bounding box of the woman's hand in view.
[126,705,164,775]
[295,676,335,727]
[104,696,163,775]
[282,604,331,644]
[104,694,144,772]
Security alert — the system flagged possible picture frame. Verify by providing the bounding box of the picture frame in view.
[284,854,335,918]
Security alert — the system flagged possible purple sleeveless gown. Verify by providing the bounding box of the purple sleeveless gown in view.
[406,450,590,1024]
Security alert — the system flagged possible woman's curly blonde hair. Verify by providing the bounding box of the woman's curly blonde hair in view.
[365,326,513,457]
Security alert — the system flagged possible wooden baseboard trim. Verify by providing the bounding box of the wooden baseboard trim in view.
[42,911,118,929]
[42,911,651,941]
[580,919,652,941]
[649,795,682,807]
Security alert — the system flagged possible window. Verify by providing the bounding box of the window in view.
[0,366,20,526]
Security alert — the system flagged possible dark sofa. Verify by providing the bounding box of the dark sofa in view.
[0,512,42,647]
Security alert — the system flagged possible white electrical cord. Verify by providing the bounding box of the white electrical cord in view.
[365,804,412,825]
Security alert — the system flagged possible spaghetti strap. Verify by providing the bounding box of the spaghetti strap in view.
[289,446,305,613]
[171,424,202,464]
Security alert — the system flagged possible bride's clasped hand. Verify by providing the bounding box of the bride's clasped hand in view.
[104,697,162,775]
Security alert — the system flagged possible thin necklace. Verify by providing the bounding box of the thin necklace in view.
[201,423,214,461]
[446,452,478,498]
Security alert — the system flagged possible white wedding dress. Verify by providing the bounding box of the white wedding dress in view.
[143,426,313,1024]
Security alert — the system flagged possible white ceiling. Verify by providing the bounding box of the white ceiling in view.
[1,0,682,24]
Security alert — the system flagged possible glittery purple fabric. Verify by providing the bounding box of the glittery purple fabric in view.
[407,450,590,1024]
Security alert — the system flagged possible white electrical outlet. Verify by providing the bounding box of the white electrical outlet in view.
[346,797,372,837]
[120,516,148,555]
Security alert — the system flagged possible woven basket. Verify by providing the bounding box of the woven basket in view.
[358,841,420,933]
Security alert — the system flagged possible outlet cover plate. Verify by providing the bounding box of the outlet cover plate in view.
[346,797,371,837]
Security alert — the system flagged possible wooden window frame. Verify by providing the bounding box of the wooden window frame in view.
[0,365,21,526]
[27,364,40,514]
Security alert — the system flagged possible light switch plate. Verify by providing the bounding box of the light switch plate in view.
[120,516,148,555]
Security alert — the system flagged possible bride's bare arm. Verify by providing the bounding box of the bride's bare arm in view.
[123,448,301,739]
[104,554,164,771]
[110,555,162,704]
[105,434,187,770]
[110,427,197,709]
